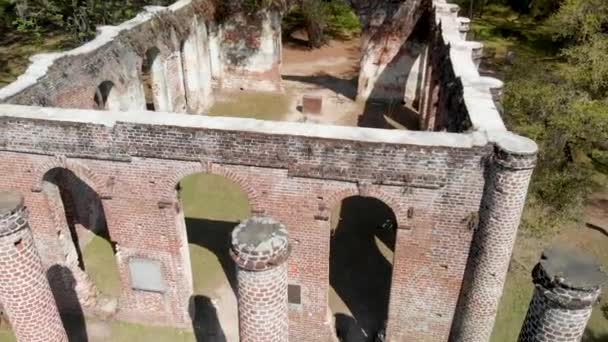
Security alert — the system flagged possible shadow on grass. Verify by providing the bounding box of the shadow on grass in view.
[185,217,238,294]
[330,196,397,341]
[47,265,88,342]
[584,329,608,342]
[189,295,226,342]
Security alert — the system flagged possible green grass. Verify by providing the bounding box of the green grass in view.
[180,173,250,295]
[0,326,16,342]
[207,91,292,122]
[82,234,122,298]
[107,320,195,342]
[180,173,250,221]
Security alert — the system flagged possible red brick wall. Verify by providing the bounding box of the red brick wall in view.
[0,112,492,340]
[0,195,68,342]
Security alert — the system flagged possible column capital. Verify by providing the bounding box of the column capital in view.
[488,131,538,170]
[230,217,290,272]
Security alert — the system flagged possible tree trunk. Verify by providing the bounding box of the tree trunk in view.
[301,0,325,48]
[305,18,324,48]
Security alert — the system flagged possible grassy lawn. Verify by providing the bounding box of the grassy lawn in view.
[180,173,250,296]
[82,234,122,298]
[0,326,15,342]
[207,90,292,121]
[107,320,194,342]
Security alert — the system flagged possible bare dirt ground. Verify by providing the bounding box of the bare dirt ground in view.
[280,33,363,126]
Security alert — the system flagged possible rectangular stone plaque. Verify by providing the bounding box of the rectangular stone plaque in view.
[128,257,166,293]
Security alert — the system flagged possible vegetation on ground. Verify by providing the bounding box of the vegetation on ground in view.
[462,0,608,235]
[81,234,122,298]
[283,0,360,47]
[461,1,608,341]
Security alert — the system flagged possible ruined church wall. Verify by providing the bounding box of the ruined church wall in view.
[0,104,492,340]
[219,10,283,92]
[419,0,507,133]
[0,0,212,112]
[0,0,283,112]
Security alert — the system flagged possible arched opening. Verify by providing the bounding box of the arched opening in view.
[177,172,251,342]
[329,196,397,342]
[93,81,119,110]
[42,168,121,303]
[143,47,170,112]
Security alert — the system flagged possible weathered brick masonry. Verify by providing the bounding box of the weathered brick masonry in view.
[0,0,542,341]
[0,104,532,341]
[518,246,606,342]
[0,192,68,342]
[231,217,290,342]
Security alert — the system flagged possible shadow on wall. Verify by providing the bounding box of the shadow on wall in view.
[358,12,430,130]
[330,196,397,342]
[189,295,227,342]
[43,168,116,272]
[47,265,88,342]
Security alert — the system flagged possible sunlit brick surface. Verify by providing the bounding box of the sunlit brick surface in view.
[0,192,68,342]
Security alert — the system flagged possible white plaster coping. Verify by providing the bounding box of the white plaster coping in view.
[457,17,471,32]
[487,130,538,155]
[0,0,197,101]
[477,76,504,91]
[0,104,489,149]
[434,0,508,133]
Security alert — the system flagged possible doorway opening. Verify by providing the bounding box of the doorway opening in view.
[329,196,397,342]
[42,168,121,300]
[177,172,251,342]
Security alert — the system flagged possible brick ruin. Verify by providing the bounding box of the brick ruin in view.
[518,246,606,342]
[0,0,603,341]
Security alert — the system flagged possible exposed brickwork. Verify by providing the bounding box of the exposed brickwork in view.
[451,135,537,342]
[518,247,605,342]
[231,217,290,342]
[0,0,542,340]
[302,95,323,115]
[0,110,497,339]
[0,192,68,342]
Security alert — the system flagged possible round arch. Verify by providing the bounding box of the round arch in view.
[165,163,263,214]
[31,157,109,198]
[323,184,404,227]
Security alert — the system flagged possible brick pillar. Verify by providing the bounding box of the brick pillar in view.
[230,217,290,342]
[518,246,605,342]
[0,192,68,342]
[451,132,538,342]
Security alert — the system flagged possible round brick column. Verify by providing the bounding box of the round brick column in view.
[0,192,68,342]
[230,217,290,342]
[518,246,605,342]
[451,132,538,342]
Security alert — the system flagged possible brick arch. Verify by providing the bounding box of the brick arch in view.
[166,162,263,214]
[323,184,405,228]
[31,156,110,198]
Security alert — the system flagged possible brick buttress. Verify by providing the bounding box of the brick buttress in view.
[0,192,68,342]
[451,132,538,342]
[518,246,606,342]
